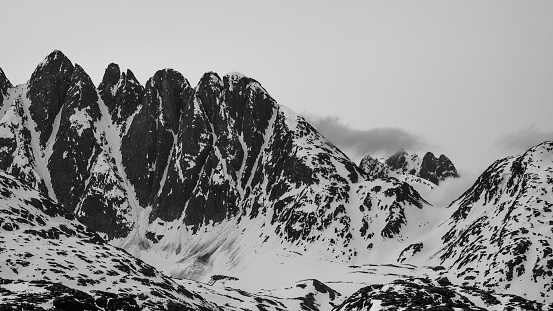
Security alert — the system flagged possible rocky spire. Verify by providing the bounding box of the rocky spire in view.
[98,63,144,125]
[121,68,193,207]
[27,50,74,149]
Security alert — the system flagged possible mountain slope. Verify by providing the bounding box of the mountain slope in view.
[399,141,553,304]
[0,170,220,310]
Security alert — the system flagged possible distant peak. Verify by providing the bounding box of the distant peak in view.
[423,151,437,160]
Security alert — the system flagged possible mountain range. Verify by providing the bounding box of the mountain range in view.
[359,149,459,189]
[0,50,551,310]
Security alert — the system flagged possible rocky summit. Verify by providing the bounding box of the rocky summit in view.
[0,50,552,310]
[360,149,459,187]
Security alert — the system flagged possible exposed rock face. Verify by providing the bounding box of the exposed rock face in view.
[121,69,192,208]
[48,64,102,212]
[75,149,134,239]
[359,154,389,179]
[98,63,144,125]
[418,152,459,184]
[26,50,74,149]
[385,148,421,176]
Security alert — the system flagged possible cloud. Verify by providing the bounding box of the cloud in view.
[496,125,553,151]
[304,115,427,158]
[413,170,480,207]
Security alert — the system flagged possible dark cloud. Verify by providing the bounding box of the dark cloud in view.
[496,126,553,151]
[304,115,427,158]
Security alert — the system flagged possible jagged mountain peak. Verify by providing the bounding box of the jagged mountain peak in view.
[65,63,101,119]
[223,71,271,97]
[98,62,144,124]
[30,49,74,82]
[147,68,192,133]
[27,50,75,148]
[361,148,459,186]
[422,151,437,161]
[99,63,122,90]
[359,154,389,179]
[438,153,452,162]
[385,148,420,174]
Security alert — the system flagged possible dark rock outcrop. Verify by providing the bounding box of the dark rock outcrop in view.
[0,67,12,99]
[359,154,389,179]
[419,152,459,184]
[48,64,102,212]
[121,69,192,208]
[27,50,74,149]
[334,278,543,311]
[362,149,459,185]
[385,148,416,175]
[98,63,144,125]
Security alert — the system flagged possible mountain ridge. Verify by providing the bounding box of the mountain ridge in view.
[0,50,432,272]
[1,50,552,308]
[360,148,459,187]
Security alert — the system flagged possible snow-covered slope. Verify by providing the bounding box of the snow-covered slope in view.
[399,141,553,304]
[0,170,220,310]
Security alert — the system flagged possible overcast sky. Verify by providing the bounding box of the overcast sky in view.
[1,1,552,173]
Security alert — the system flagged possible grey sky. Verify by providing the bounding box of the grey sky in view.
[497,126,553,152]
[1,1,552,172]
